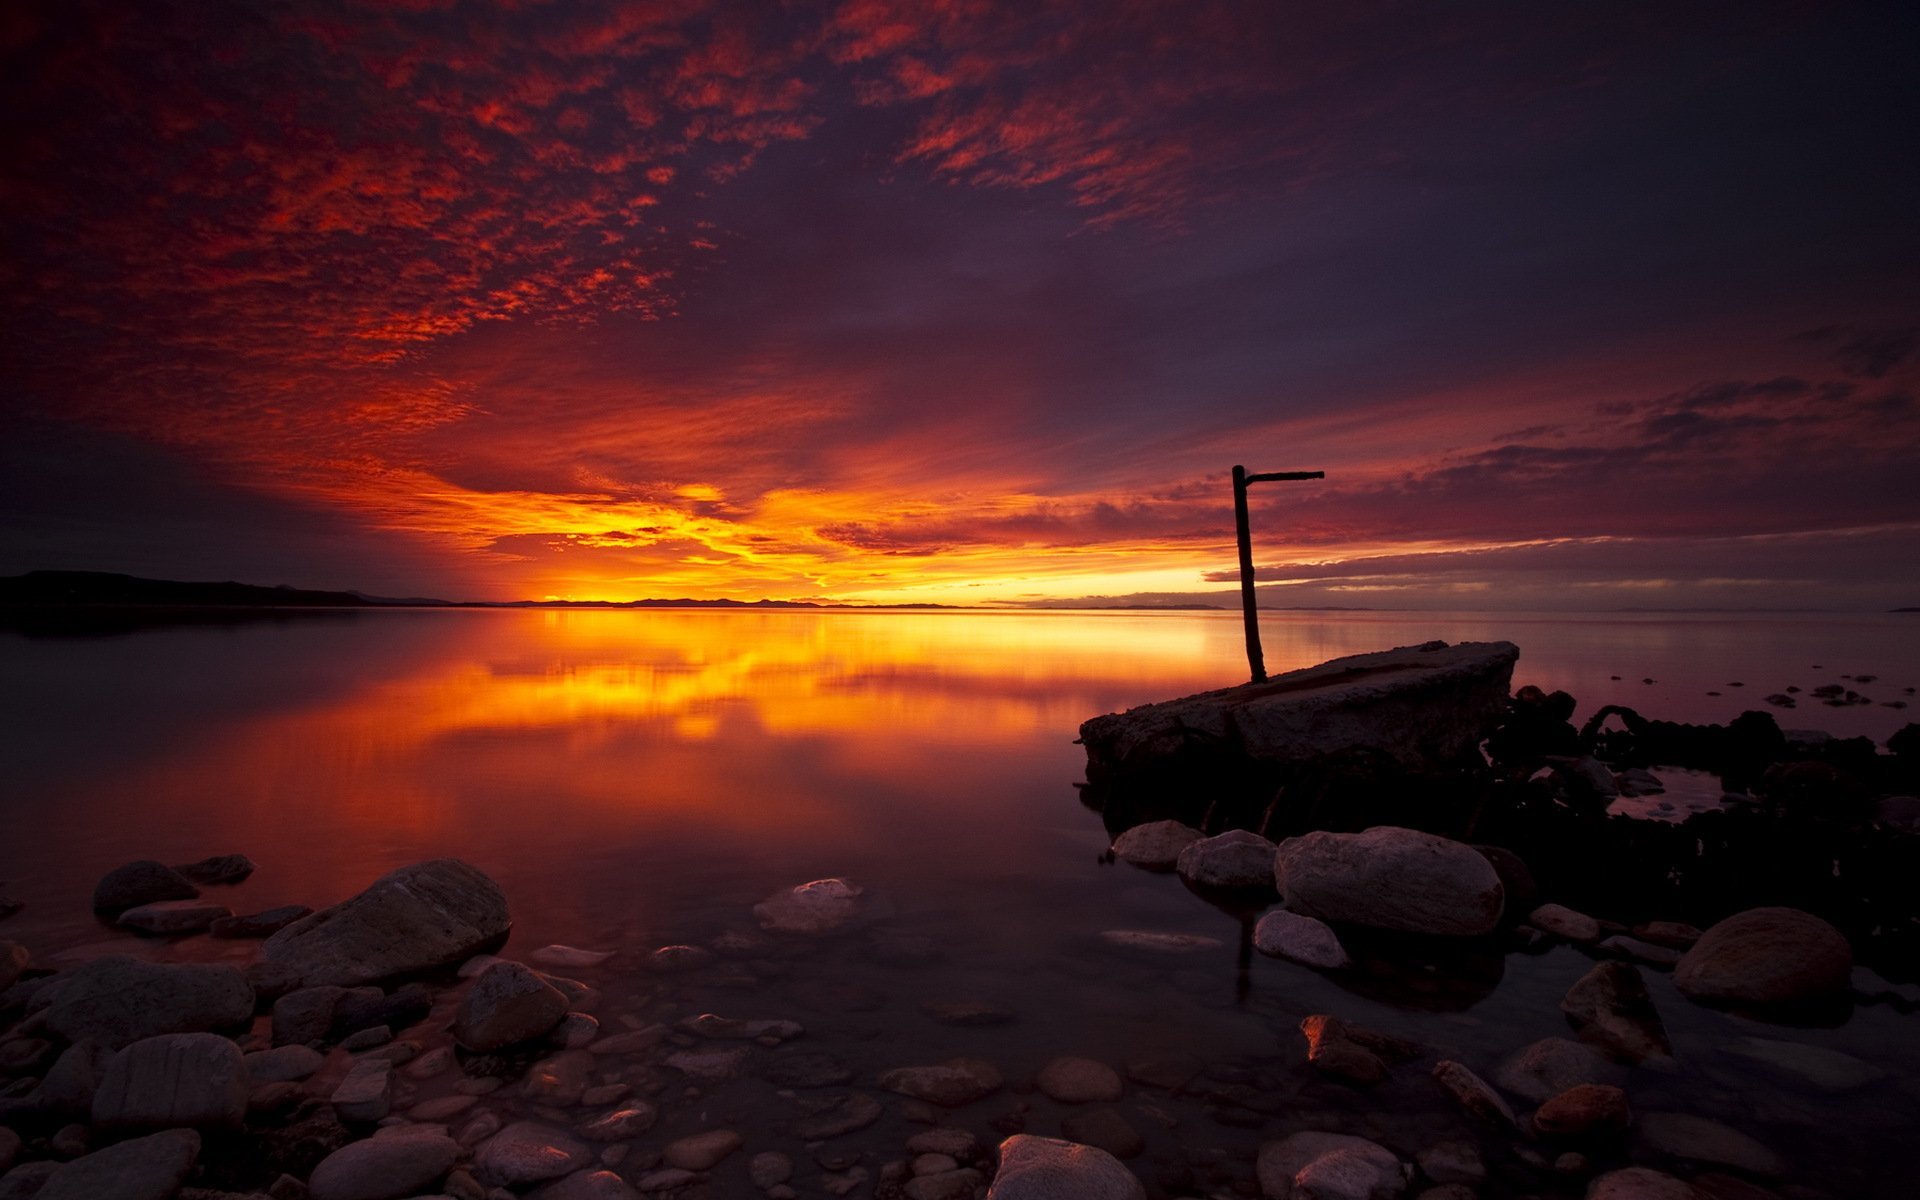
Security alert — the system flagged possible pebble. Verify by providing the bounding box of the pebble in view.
[1430,1060,1517,1130]
[91,861,199,913]
[475,1121,594,1187]
[663,1129,742,1171]
[576,1104,659,1140]
[1492,1037,1626,1104]
[663,1046,750,1082]
[1533,1083,1631,1138]
[749,1151,794,1188]
[794,1091,884,1139]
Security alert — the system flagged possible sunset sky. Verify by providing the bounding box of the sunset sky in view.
[3,1,1916,608]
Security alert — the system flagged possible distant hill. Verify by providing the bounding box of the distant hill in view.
[0,570,377,608]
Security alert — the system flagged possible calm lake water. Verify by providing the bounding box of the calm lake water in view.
[4,608,1918,1196]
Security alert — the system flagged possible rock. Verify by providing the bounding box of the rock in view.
[171,854,257,885]
[1294,1146,1411,1200]
[1637,1113,1784,1177]
[211,906,314,939]
[1059,1108,1143,1159]
[35,1129,199,1200]
[308,1127,459,1200]
[1254,910,1350,969]
[550,1011,600,1048]
[1533,1084,1631,1138]
[577,1104,658,1140]
[662,1045,749,1081]
[92,861,199,913]
[1472,845,1538,914]
[330,1059,393,1122]
[244,961,304,1004]
[1256,1132,1406,1200]
[524,1050,596,1105]
[1080,641,1518,778]
[1565,757,1621,799]
[1095,930,1223,953]
[1633,921,1703,948]
[1587,1168,1700,1199]
[1597,936,1683,967]
[1275,826,1504,936]
[677,1013,803,1041]
[987,1134,1145,1200]
[529,945,614,969]
[1036,1057,1123,1104]
[794,1092,883,1139]
[1110,821,1202,870]
[1673,908,1852,1005]
[0,1162,61,1199]
[29,1039,115,1117]
[0,944,27,998]
[0,1129,14,1175]
[920,1000,1015,1027]
[1298,1015,1420,1086]
[753,878,867,934]
[245,1044,325,1083]
[92,1033,248,1130]
[663,1130,741,1170]
[33,956,252,1049]
[1413,1142,1483,1187]
[1722,1038,1884,1091]
[1528,904,1601,942]
[117,899,233,935]
[880,1058,1003,1106]
[1430,1060,1516,1130]
[909,1129,980,1160]
[262,858,511,988]
[749,1152,794,1188]
[532,1170,642,1200]
[456,961,569,1051]
[1493,1038,1626,1104]
[908,1168,986,1200]
[1561,962,1672,1061]
[475,1122,593,1187]
[272,986,347,1047]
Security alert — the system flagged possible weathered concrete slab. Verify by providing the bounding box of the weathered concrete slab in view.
[1080,640,1518,778]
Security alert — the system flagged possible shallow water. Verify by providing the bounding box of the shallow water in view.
[3,608,1918,1196]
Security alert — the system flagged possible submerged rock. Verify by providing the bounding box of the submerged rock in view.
[1492,1038,1626,1104]
[263,858,510,987]
[171,853,257,885]
[1080,641,1518,777]
[987,1134,1145,1200]
[1673,907,1852,1005]
[1256,1131,1407,1200]
[1431,1060,1517,1131]
[475,1121,593,1187]
[1253,909,1350,969]
[753,878,867,934]
[116,900,232,936]
[1275,826,1504,936]
[91,861,199,913]
[456,961,569,1051]
[1561,962,1671,1062]
[1035,1057,1124,1104]
[880,1058,1003,1106]
[1637,1112,1784,1177]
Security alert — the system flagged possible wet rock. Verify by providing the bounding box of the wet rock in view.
[1637,1113,1784,1177]
[794,1092,883,1139]
[1723,1038,1883,1091]
[331,982,432,1039]
[753,878,867,935]
[211,906,314,939]
[116,900,233,936]
[524,1050,597,1106]
[663,1130,741,1170]
[1275,827,1504,936]
[1587,1167,1701,1199]
[1413,1142,1483,1187]
[761,1050,854,1087]
[475,1122,593,1187]
[1528,904,1601,942]
[33,956,253,1049]
[172,854,257,885]
[1597,936,1683,967]
[330,1059,393,1122]
[1096,931,1223,954]
[92,1032,248,1130]
[411,1094,478,1120]
[1561,962,1671,1061]
[456,961,569,1051]
[988,1134,1146,1200]
[530,945,614,969]
[1256,1131,1406,1200]
[1254,910,1350,969]
[245,1044,325,1083]
[577,1104,658,1140]
[263,858,511,988]
[308,1127,459,1200]
[749,1153,793,1188]
[272,986,347,1047]
[35,1129,199,1200]
[1534,1084,1631,1139]
[677,1013,803,1041]
[1673,907,1852,1006]
[632,1167,700,1191]
[1080,641,1518,779]
[1059,1107,1143,1160]
[1299,1015,1420,1086]
[1631,922,1701,948]
[880,1058,1003,1106]
[550,1012,601,1048]
[1111,821,1203,870]
[532,1170,642,1200]
[663,1045,749,1082]
[644,945,714,973]
[1431,1060,1517,1131]
[1036,1057,1123,1104]
[92,861,199,913]
[1493,1038,1626,1104]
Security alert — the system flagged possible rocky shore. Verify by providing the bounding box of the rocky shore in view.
[2,641,1917,1199]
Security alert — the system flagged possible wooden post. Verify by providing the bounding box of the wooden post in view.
[1232,465,1325,684]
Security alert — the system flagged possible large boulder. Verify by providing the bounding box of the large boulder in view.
[1274,827,1504,936]
[263,858,510,987]
[91,1032,248,1130]
[30,956,253,1049]
[1081,641,1518,777]
[987,1135,1145,1200]
[1673,907,1852,1005]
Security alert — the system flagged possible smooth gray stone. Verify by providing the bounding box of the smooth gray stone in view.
[263,859,510,988]
[37,1129,199,1200]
